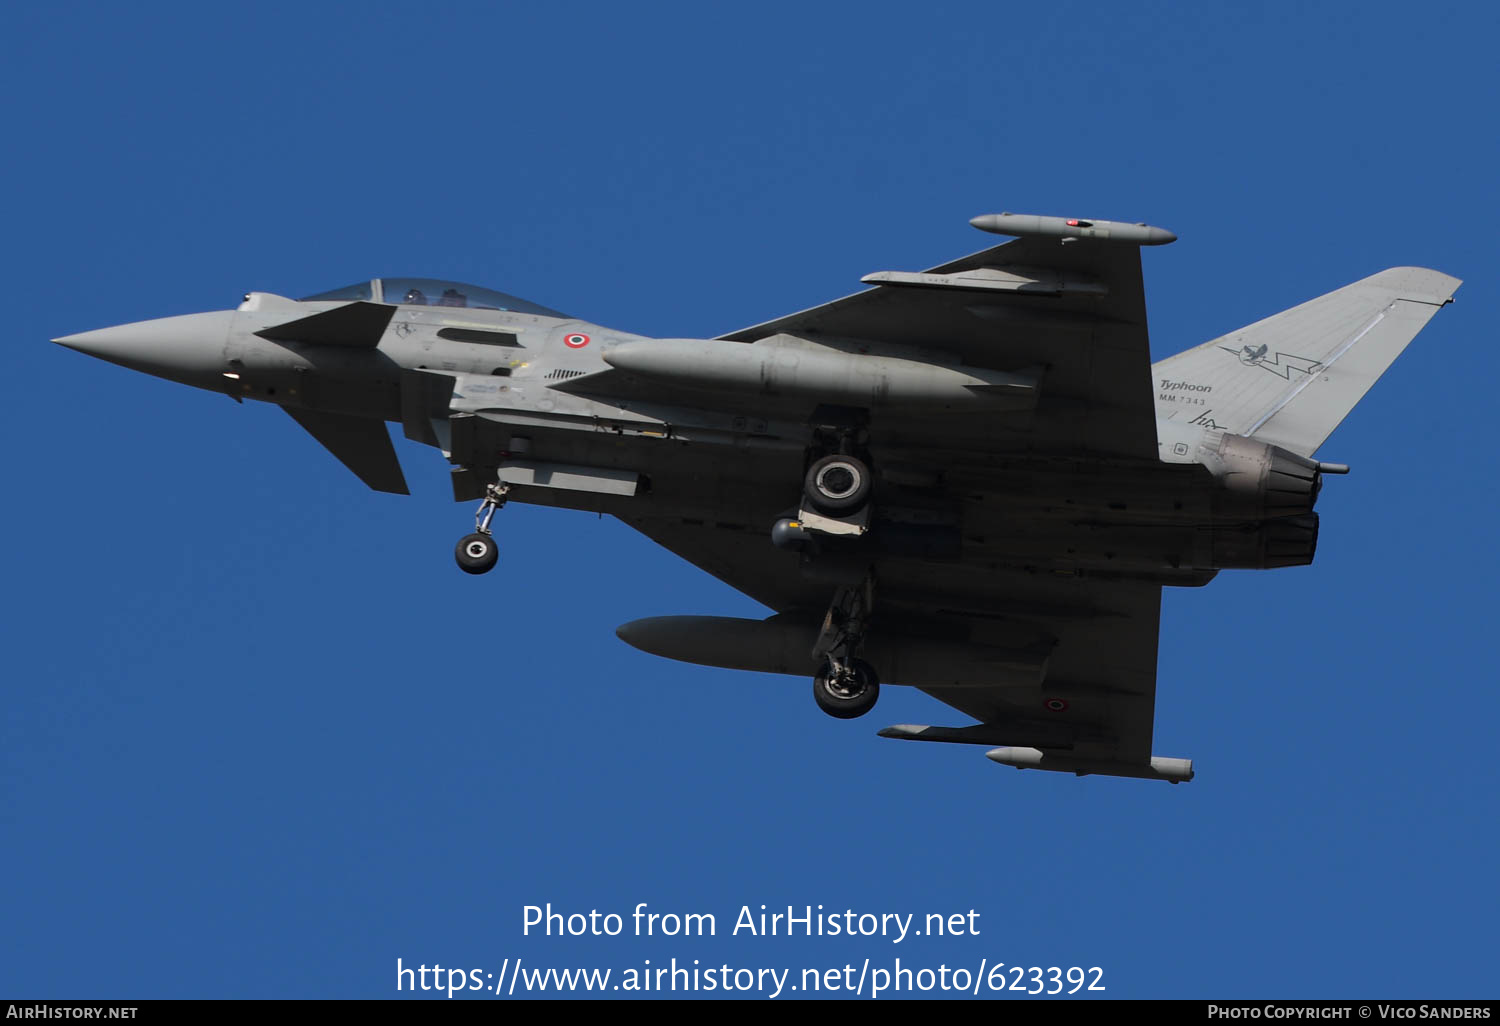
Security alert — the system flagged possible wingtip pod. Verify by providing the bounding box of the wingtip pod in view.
[970,213,1177,246]
[984,747,1195,783]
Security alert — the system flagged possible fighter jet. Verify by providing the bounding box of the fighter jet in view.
[53,214,1461,782]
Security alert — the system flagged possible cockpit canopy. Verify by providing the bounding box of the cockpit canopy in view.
[301,278,567,318]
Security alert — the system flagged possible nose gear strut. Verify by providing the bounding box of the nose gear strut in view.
[454,481,510,575]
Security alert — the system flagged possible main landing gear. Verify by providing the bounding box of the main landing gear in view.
[771,414,883,717]
[803,453,872,515]
[811,573,880,719]
[773,415,876,550]
[454,482,509,575]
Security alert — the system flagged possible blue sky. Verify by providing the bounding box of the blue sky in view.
[4,1,1496,999]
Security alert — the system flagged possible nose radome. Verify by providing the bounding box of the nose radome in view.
[53,310,235,388]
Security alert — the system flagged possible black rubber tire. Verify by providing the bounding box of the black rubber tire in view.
[804,454,872,515]
[812,659,880,719]
[455,533,499,575]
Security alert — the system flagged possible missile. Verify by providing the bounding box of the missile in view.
[985,746,1195,783]
[601,335,1038,410]
[970,213,1177,246]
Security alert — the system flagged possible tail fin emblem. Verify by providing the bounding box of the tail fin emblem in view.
[1220,343,1324,380]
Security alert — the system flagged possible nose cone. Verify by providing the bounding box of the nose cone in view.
[54,310,235,390]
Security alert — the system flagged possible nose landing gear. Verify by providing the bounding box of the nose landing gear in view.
[454,481,509,575]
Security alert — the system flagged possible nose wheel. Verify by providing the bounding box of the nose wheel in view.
[454,481,509,575]
[455,533,499,574]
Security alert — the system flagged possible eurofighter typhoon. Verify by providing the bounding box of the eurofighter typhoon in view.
[54,214,1460,782]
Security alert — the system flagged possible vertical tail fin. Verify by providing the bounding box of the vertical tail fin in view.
[1153,267,1460,456]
